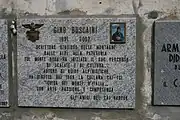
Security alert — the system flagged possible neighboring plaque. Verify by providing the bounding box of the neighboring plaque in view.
[0,19,9,107]
[17,17,136,108]
[154,21,180,105]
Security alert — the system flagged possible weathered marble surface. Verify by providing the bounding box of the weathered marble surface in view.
[17,17,136,108]
[154,21,180,105]
[0,19,9,107]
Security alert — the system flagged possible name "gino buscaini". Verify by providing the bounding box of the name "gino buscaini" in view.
[53,26,98,34]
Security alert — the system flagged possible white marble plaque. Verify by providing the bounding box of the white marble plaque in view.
[0,19,9,107]
[17,17,136,108]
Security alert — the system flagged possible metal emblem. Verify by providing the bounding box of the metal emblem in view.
[22,23,44,42]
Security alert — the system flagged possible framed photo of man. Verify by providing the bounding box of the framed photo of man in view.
[110,23,126,44]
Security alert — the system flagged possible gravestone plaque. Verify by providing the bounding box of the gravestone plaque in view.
[0,19,9,107]
[17,16,136,108]
[154,21,180,105]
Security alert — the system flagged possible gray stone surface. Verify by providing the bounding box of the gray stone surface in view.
[0,19,9,107]
[17,17,136,108]
[154,21,180,105]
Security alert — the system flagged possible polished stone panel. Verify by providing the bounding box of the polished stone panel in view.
[154,21,180,105]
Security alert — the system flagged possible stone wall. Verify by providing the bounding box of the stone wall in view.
[0,0,180,120]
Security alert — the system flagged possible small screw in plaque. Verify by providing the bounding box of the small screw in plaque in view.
[22,23,44,42]
[10,20,17,35]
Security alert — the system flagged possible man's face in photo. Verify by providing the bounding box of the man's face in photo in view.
[117,27,121,33]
